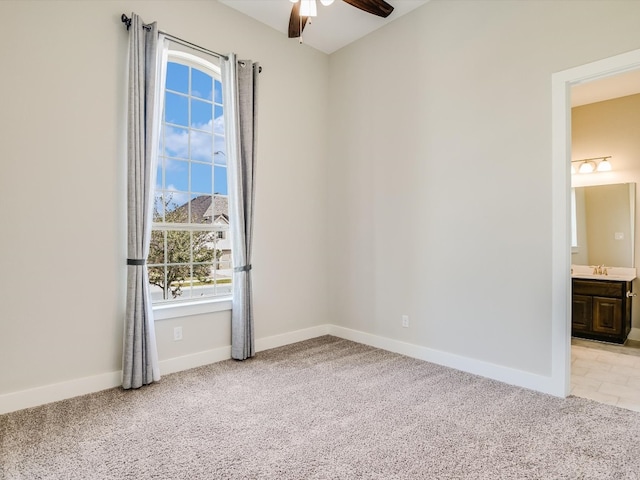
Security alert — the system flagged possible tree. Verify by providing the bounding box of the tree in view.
[148,195,218,300]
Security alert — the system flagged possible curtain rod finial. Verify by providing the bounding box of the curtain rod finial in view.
[121,14,132,30]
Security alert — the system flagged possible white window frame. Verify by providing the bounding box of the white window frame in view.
[151,50,232,319]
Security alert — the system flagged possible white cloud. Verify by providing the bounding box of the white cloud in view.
[163,122,224,162]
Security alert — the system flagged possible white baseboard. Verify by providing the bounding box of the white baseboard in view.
[327,326,558,396]
[0,323,558,415]
[158,346,232,376]
[256,324,331,352]
[0,370,123,416]
[0,325,331,415]
[627,328,640,341]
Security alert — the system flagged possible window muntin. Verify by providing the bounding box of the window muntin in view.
[148,52,231,304]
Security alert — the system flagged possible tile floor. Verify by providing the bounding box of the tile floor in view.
[571,338,640,412]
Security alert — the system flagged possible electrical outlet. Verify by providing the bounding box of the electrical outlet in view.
[173,326,183,341]
[402,315,409,328]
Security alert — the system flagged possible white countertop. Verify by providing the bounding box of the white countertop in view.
[571,265,637,282]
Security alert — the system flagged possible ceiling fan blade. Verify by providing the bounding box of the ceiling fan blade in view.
[288,2,309,38]
[342,0,394,18]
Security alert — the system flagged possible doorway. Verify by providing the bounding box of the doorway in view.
[551,48,640,398]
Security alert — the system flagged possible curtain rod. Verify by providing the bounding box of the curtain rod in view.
[121,14,228,62]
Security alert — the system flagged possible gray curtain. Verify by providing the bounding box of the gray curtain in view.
[123,14,163,388]
[222,54,260,360]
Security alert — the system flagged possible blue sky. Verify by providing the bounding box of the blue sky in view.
[158,61,227,208]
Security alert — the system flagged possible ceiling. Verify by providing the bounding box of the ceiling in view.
[218,0,430,54]
[217,0,639,104]
[571,68,640,107]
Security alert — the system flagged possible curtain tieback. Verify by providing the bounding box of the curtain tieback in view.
[127,259,147,266]
[234,264,252,273]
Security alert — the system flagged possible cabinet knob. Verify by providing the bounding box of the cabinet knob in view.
[627,291,637,298]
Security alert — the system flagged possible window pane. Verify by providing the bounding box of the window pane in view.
[212,195,229,224]
[216,252,233,297]
[148,265,167,301]
[193,231,215,264]
[165,159,189,193]
[192,163,212,195]
[214,80,223,104]
[153,193,165,222]
[214,166,227,195]
[148,230,166,265]
[190,131,212,162]
[217,256,232,273]
[214,105,224,134]
[166,230,191,264]
[190,194,212,224]
[164,194,189,223]
[191,99,212,132]
[165,92,188,126]
[214,136,226,164]
[166,62,188,93]
[192,69,213,100]
[164,126,189,159]
[156,162,163,190]
[166,264,190,299]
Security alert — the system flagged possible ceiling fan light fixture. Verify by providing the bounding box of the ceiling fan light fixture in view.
[320,0,335,5]
[300,0,318,17]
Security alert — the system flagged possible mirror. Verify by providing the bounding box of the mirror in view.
[572,183,636,267]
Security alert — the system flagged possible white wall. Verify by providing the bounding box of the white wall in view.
[3,0,640,413]
[0,1,329,403]
[328,0,640,376]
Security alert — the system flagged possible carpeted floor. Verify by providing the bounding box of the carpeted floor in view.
[3,336,640,479]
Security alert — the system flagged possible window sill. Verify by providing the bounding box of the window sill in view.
[153,297,232,321]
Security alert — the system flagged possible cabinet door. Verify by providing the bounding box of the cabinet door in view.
[592,296,623,335]
[572,294,592,333]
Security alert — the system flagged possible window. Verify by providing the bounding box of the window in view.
[148,51,231,304]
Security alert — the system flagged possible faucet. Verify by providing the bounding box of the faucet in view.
[592,265,608,275]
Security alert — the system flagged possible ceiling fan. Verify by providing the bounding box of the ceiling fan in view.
[288,0,394,39]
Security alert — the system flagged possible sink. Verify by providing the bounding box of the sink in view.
[571,265,637,281]
[572,273,631,281]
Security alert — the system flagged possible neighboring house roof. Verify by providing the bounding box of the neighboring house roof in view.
[203,195,229,224]
[173,194,229,223]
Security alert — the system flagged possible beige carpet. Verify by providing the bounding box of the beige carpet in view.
[2,336,640,479]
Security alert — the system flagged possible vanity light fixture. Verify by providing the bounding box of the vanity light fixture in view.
[596,157,612,172]
[571,156,612,174]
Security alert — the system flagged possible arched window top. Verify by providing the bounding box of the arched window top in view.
[168,50,221,78]
[164,50,222,105]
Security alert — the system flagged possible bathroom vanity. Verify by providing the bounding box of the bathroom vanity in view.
[572,276,633,344]
[570,182,637,344]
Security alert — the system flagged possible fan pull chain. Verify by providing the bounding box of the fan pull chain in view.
[299,14,303,44]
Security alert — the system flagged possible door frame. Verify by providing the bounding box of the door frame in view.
[551,48,640,397]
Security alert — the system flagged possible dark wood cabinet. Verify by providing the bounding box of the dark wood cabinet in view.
[572,278,632,344]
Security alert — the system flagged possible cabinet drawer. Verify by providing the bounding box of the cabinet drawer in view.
[572,279,624,297]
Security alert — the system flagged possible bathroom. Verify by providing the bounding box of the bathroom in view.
[570,71,640,409]
[571,71,640,344]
